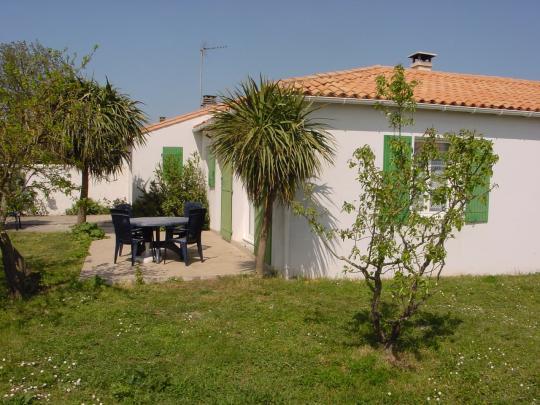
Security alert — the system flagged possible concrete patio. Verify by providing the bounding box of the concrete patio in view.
[8,215,256,284]
[81,229,255,284]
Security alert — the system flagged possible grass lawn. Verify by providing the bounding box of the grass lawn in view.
[0,232,538,404]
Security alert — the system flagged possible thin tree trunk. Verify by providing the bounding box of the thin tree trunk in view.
[255,196,273,277]
[370,275,386,344]
[77,166,89,224]
[0,231,32,299]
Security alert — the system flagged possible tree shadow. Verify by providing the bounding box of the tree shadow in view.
[286,183,341,278]
[346,306,463,359]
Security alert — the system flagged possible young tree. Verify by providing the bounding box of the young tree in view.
[208,77,335,276]
[62,78,147,224]
[0,41,76,297]
[295,65,498,358]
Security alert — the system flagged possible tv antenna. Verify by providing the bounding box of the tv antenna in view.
[199,42,227,106]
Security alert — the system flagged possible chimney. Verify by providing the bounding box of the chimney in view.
[201,94,217,107]
[408,51,437,71]
[159,116,166,122]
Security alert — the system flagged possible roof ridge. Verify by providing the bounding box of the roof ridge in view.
[284,64,540,85]
[281,65,388,82]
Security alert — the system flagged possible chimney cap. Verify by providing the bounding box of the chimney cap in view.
[408,51,437,60]
[408,51,437,71]
[201,94,217,107]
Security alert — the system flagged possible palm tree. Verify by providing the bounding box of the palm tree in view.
[63,78,147,223]
[208,77,335,276]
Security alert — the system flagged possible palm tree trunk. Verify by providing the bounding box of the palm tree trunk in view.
[255,196,273,277]
[77,166,89,224]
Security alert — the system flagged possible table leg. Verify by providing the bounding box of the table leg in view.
[135,228,155,264]
[155,227,161,263]
[153,227,185,264]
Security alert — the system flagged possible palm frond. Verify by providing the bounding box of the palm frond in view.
[208,77,335,207]
[63,78,148,177]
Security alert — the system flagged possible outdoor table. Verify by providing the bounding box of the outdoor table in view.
[131,216,188,263]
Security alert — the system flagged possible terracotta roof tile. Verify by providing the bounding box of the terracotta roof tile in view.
[282,65,540,112]
[145,107,214,132]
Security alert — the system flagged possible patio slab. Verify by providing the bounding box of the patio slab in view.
[80,230,255,284]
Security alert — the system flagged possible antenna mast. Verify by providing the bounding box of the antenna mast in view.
[199,43,227,106]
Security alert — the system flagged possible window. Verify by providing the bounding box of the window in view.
[414,139,449,213]
[383,134,491,223]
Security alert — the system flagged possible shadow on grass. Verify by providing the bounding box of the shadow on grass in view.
[346,306,463,358]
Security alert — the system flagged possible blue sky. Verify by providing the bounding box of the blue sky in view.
[2,0,539,122]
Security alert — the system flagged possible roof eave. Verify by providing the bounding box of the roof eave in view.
[305,96,540,118]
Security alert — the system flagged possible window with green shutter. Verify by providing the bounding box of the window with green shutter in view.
[162,146,183,175]
[383,134,490,224]
[207,150,216,189]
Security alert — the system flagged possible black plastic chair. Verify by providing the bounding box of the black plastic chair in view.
[113,203,146,239]
[114,203,133,217]
[164,208,206,266]
[167,201,204,236]
[110,209,153,266]
[183,201,203,217]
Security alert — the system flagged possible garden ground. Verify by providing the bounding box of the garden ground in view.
[0,232,538,403]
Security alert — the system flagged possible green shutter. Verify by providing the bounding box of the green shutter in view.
[383,135,412,172]
[254,205,272,265]
[162,146,183,175]
[465,170,490,224]
[383,135,412,221]
[220,163,233,241]
[207,151,216,189]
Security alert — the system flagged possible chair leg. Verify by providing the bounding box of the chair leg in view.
[197,239,203,262]
[114,240,120,264]
[181,242,189,266]
[151,235,157,263]
[119,244,123,256]
[131,242,137,266]
[163,243,167,264]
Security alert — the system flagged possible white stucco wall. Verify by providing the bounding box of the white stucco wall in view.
[136,116,253,243]
[43,165,131,215]
[272,103,540,278]
[130,114,211,201]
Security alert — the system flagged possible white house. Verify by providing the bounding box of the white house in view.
[49,52,540,278]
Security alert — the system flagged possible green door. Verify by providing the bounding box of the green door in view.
[220,163,233,241]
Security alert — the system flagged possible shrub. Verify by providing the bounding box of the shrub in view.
[70,222,106,240]
[132,180,165,217]
[132,153,209,227]
[65,198,110,215]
